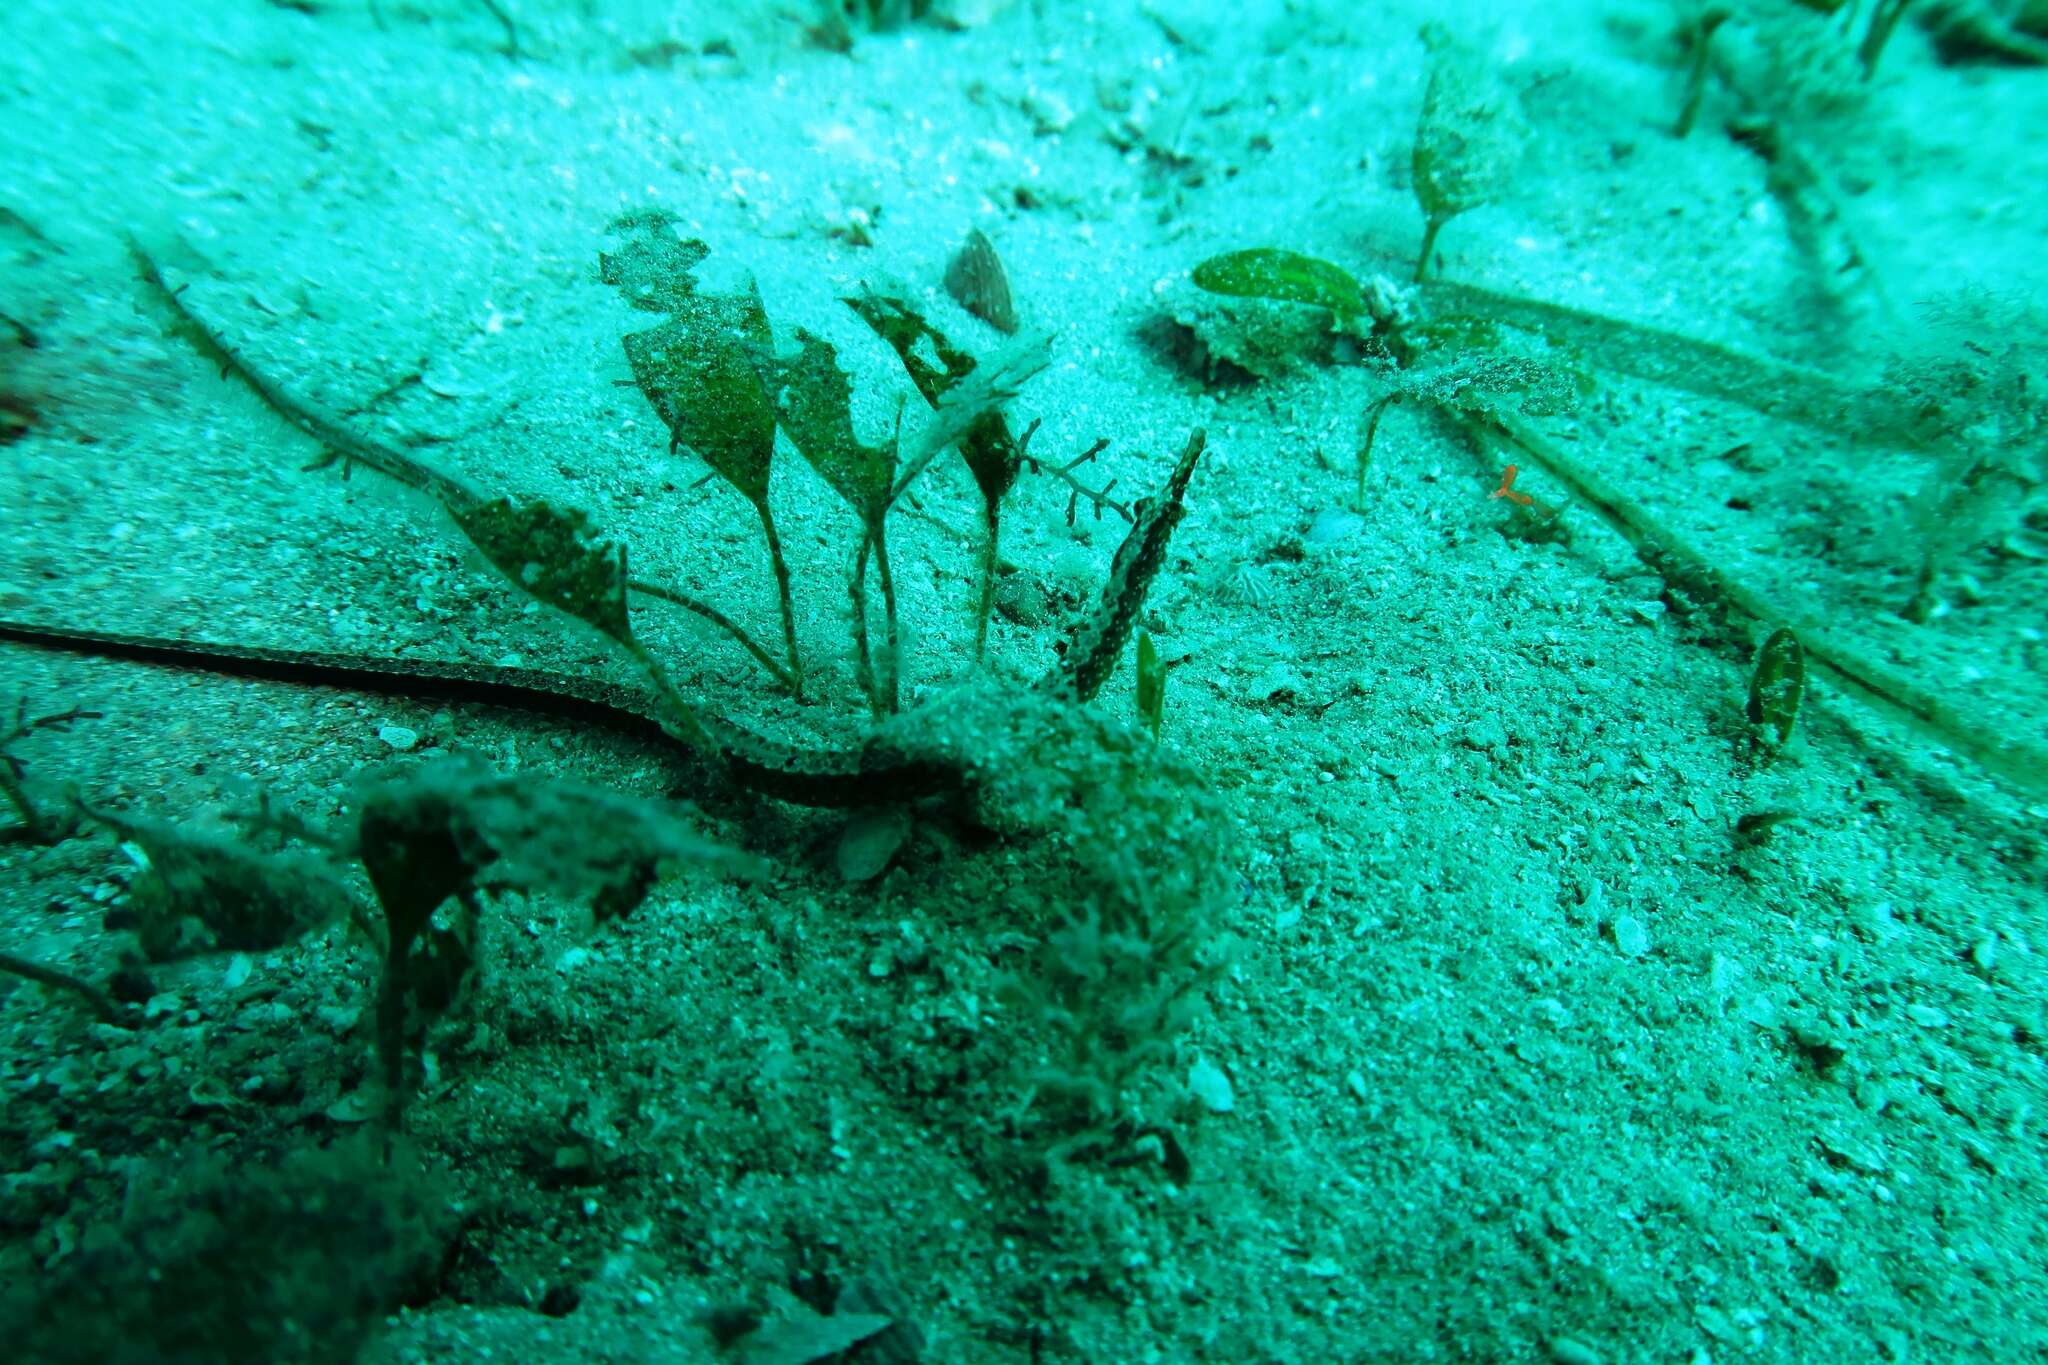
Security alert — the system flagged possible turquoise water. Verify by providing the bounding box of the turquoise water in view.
[1,2,2045,1361]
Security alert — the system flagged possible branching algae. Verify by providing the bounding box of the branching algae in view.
[1180,244,2048,797]
[0,222,1227,1145]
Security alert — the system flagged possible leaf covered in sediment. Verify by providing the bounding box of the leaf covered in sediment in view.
[845,283,1032,510]
[602,220,778,503]
[598,216,710,313]
[452,496,637,650]
[765,327,897,518]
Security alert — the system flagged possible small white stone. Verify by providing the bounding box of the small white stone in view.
[1022,86,1076,134]
[1187,1056,1234,1113]
[1549,1337,1603,1365]
[323,1091,379,1124]
[1306,509,1365,545]
[376,724,420,751]
[1613,915,1651,958]
[1971,935,1997,973]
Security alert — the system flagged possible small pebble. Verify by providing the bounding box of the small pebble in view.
[837,807,913,883]
[1021,86,1075,134]
[323,1091,378,1124]
[1306,508,1366,545]
[1549,1338,1602,1365]
[1187,1056,1234,1113]
[1613,914,1651,958]
[1971,935,1997,973]
[1464,714,1509,753]
[377,724,420,752]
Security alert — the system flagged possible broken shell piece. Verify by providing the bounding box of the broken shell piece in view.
[944,227,1018,334]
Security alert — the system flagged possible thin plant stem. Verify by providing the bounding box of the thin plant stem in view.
[0,768,46,842]
[753,499,805,700]
[472,0,520,57]
[848,534,882,717]
[1858,0,1914,79]
[623,642,722,763]
[1676,10,1729,138]
[1357,393,1401,512]
[128,239,480,512]
[869,520,902,714]
[627,578,797,694]
[0,950,128,1026]
[1420,278,1909,442]
[1414,216,1446,282]
[973,509,1001,660]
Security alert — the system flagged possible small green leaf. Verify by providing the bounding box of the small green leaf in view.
[598,223,710,314]
[960,411,1024,511]
[452,496,636,649]
[1191,249,1364,318]
[1136,631,1165,740]
[1746,627,1806,744]
[620,297,776,502]
[354,775,484,958]
[768,328,896,521]
[846,286,1025,508]
[602,225,778,504]
[1410,25,1525,278]
[844,284,978,406]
